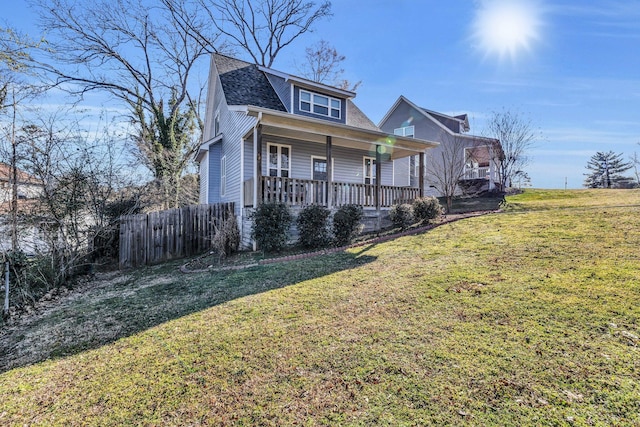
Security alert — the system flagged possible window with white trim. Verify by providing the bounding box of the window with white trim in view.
[410,155,419,179]
[363,156,376,185]
[267,143,291,178]
[394,125,415,138]
[214,111,220,136]
[220,155,226,196]
[299,89,341,119]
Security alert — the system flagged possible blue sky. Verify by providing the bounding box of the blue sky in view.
[5,0,640,188]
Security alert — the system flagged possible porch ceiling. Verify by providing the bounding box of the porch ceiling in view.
[244,106,439,160]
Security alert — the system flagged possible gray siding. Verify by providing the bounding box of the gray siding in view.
[380,99,449,142]
[199,153,209,203]
[394,156,411,187]
[203,65,256,214]
[243,139,254,181]
[207,143,221,203]
[219,109,257,216]
[382,98,460,194]
[261,135,394,185]
[265,73,291,111]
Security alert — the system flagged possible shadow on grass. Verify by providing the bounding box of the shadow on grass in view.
[441,194,505,214]
[0,251,376,373]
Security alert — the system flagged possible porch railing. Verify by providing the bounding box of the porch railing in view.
[243,176,420,208]
[463,166,490,180]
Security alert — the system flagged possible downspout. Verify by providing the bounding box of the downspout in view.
[252,113,262,251]
[326,136,333,209]
[375,146,382,229]
[239,132,244,247]
[419,151,425,198]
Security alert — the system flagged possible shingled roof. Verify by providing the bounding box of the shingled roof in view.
[346,99,380,131]
[214,54,286,112]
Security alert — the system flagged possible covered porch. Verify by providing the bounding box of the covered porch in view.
[462,143,500,190]
[241,106,438,210]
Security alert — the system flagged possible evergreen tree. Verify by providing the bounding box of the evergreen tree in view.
[584,151,632,188]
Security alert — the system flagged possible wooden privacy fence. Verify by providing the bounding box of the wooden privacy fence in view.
[119,203,235,268]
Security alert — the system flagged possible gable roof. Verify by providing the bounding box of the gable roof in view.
[345,99,379,131]
[379,95,495,143]
[212,54,379,130]
[214,54,286,112]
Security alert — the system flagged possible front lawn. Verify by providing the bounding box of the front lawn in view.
[1,189,639,425]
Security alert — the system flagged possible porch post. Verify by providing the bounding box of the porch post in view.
[326,135,333,209]
[488,144,496,190]
[253,124,262,208]
[419,150,425,198]
[375,145,382,210]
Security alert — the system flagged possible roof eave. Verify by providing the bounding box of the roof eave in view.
[243,105,439,154]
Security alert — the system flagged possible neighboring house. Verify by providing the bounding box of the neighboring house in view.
[379,96,502,197]
[0,162,43,208]
[0,162,46,254]
[197,54,438,248]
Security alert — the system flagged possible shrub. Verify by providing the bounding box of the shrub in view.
[211,213,240,260]
[250,202,292,252]
[389,203,414,230]
[332,204,363,246]
[297,205,331,249]
[413,196,443,223]
[2,250,61,312]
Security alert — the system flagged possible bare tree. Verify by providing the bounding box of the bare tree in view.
[0,27,33,81]
[297,39,361,91]
[0,28,41,254]
[631,147,640,187]
[197,0,332,66]
[425,133,485,212]
[18,108,139,278]
[31,0,217,208]
[484,109,538,189]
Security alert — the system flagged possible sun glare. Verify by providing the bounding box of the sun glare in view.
[471,0,544,64]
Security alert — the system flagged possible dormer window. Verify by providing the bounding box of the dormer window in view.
[299,89,341,119]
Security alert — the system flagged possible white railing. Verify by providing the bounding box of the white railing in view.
[463,167,490,180]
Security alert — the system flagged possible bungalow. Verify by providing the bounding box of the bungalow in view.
[197,54,438,248]
[379,96,502,196]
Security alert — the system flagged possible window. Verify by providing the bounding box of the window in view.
[214,111,220,136]
[313,158,327,181]
[268,143,291,178]
[394,125,415,138]
[363,157,376,185]
[220,155,226,196]
[310,156,334,181]
[410,155,419,178]
[299,89,341,119]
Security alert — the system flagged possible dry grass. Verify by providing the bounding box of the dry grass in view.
[1,189,639,426]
